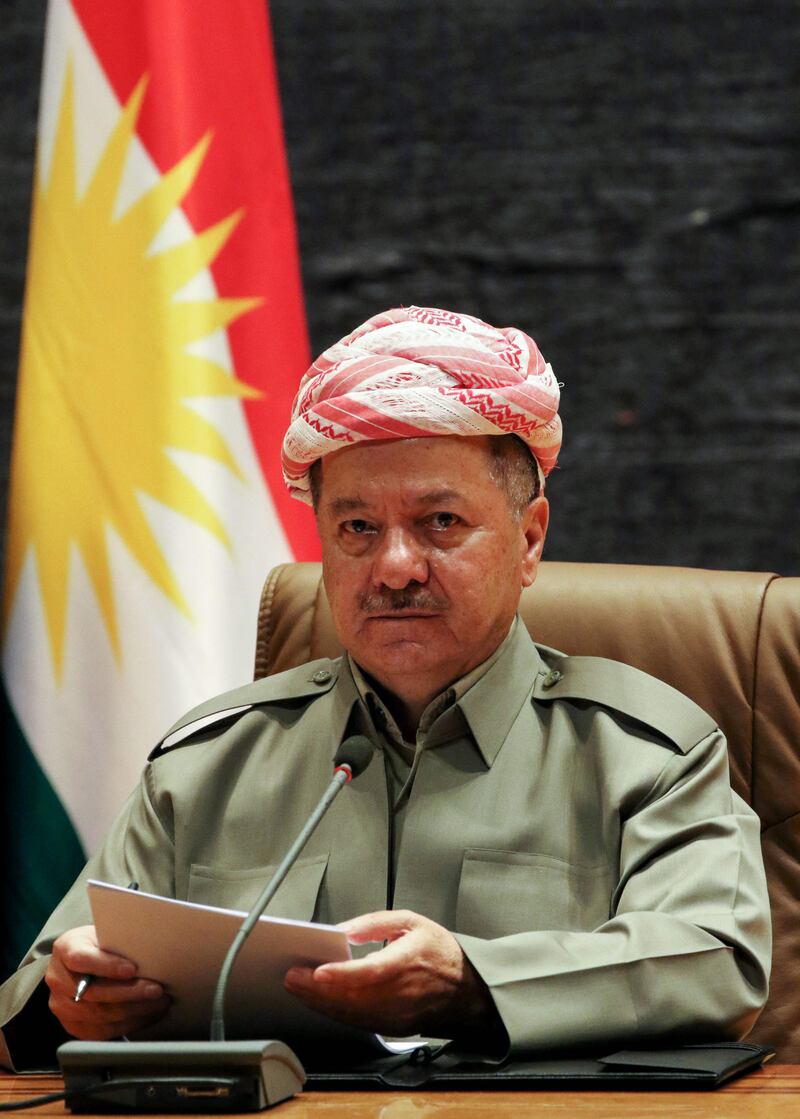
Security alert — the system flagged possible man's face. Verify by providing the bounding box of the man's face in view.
[316,435,548,704]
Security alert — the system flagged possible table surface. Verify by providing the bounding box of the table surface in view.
[1,1065,799,1118]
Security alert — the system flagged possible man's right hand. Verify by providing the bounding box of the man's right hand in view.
[45,926,170,1040]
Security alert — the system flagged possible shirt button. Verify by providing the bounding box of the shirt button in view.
[542,669,563,689]
[311,669,332,685]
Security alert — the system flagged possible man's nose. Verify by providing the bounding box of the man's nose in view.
[371,527,428,589]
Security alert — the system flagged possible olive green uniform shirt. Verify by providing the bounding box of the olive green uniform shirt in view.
[0,623,771,1069]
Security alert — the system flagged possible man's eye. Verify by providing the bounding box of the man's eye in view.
[342,519,375,535]
[429,512,459,530]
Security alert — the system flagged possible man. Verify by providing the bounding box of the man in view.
[0,305,770,1068]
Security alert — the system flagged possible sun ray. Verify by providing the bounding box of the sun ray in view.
[169,297,262,344]
[161,210,245,291]
[168,407,245,479]
[76,522,121,659]
[120,132,213,242]
[141,459,232,549]
[3,60,262,676]
[180,355,263,400]
[43,63,77,200]
[32,536,72,676]
[83,75,148,218]
[105,486,194,615]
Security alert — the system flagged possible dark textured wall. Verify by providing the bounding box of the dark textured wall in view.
[1,0,42,566]
[2,1,799,573]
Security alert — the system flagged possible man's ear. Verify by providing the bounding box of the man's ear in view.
[520,497,549,588]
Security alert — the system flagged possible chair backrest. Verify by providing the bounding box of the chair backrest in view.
[255,560,800,1060]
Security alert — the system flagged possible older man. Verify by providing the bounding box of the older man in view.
[0,306,770,1068]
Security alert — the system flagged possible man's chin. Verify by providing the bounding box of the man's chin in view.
[353,620,446,670]
[359,614,447,649]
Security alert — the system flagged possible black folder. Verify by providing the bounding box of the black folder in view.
[303,1042,774,1091]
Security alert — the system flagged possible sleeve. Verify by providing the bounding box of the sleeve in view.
[455,730,772,1056]
[0,762,175,1071]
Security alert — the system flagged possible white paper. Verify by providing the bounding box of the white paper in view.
[88,880,418,1057]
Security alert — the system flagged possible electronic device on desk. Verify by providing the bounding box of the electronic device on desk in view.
[58,737,374,1112]
[58,1040,303,1113]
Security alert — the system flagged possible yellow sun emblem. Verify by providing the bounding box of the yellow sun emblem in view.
[3,65,261,676]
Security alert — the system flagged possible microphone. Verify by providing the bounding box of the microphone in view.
[333,735,375,778]
[59,735,375,1112]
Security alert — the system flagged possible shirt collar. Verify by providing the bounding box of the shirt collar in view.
[457,620,544,766]
[345,617,542,765]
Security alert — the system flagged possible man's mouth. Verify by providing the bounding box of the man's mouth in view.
[369,609,440,618]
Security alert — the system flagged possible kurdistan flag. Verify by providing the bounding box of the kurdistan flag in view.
[1,0,317,978]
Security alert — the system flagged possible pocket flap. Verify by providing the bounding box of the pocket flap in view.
[456,848,610,938]
[188,854,329,922]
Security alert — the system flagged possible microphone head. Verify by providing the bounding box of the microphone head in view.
[333,735,375,779]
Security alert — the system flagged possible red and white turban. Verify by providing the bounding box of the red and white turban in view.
[282,305,562,504]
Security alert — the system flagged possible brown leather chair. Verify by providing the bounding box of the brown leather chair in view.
[255,560,800,1061]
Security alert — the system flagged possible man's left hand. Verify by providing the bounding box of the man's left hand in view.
[283,909,501,1041]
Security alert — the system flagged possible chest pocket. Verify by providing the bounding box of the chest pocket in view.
[456,848,611,939]
[188,854,328,921]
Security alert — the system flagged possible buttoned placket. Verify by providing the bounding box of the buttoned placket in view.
[346,620,517,904]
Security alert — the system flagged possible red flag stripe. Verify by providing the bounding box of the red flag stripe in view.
[70,0,318,560]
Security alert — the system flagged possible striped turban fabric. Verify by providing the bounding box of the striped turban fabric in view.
[282,305,562,504]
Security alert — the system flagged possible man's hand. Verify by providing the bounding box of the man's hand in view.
[45,926,170,1040]
[284,910,502,1042]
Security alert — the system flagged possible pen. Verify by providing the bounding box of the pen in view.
[73,881,139,1003]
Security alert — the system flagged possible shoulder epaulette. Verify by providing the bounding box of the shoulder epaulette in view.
[148,658,340,759]
[531,652,717,754]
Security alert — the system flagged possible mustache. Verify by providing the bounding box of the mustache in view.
[359,588,449,614]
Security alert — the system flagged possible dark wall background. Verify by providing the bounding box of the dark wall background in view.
[3,0,799,573]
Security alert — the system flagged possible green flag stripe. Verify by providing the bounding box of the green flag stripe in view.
[0,681,85,981]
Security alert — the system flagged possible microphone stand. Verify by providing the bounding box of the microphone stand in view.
[210,762,355,1041]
